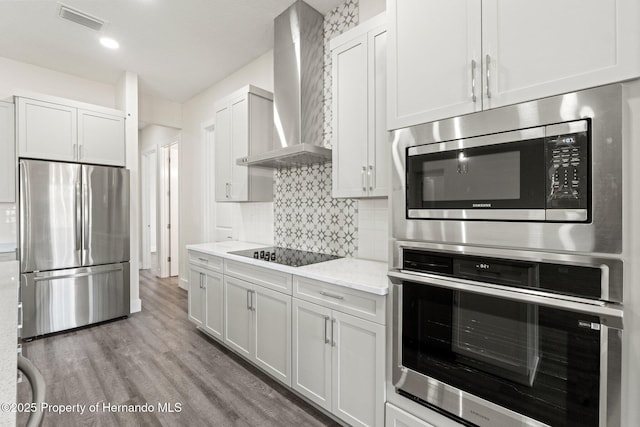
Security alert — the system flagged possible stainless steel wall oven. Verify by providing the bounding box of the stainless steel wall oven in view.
[389,243,623,427]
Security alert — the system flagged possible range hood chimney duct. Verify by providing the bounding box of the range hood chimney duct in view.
[238,0,330,168]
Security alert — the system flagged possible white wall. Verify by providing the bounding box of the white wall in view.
[139,92,182,129]
[179,50,274,288]
[360,0,386,22]
[0,55,115,107]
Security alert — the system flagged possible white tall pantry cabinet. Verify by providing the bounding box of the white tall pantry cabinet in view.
[387,0,640,130]
[331,13,388,198]
[214,85,274,202]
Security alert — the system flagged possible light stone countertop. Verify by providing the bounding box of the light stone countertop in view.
[0,261,17,426]
[186,241,389,295]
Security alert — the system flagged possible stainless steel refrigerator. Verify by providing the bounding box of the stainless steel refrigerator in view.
[19,159,130,338]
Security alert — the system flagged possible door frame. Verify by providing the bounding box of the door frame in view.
[158,140,179,278]
[140,147,157,271]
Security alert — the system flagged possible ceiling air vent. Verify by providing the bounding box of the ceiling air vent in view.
[58,4,105,32]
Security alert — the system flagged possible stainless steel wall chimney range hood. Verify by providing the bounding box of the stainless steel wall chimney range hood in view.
[238,0,330,168]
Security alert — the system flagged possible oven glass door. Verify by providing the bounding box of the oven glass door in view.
[402,281,601,427]
[406,138,545,215]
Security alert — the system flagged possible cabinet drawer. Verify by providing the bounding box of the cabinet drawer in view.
[224,260,292,294]
[293,275,385,324]
[188,250,223,273]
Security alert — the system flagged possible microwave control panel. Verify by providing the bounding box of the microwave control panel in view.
[545,126,588,210]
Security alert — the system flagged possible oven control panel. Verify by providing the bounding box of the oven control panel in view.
[545,124,589,211]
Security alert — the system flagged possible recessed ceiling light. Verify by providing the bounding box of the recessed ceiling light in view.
[100,37,119,49]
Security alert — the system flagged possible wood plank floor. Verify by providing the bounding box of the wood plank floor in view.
[17,270,340,427]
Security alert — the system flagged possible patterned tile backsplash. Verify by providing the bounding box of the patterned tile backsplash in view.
[273,0,360,257]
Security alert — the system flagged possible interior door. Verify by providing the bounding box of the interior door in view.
[82,165,130,266]
[19,159,81,272]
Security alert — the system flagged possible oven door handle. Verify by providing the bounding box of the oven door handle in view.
[388,270,623,328]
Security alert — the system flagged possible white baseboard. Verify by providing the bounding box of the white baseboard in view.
[130,298,142,313]
[179,277,188,291]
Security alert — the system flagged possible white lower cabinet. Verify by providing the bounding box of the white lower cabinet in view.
[386,403,435,427]
[188,263,224,342]
[224,275,292,386]
[292,298,385,427]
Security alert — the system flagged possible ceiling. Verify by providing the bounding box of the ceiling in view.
[0,0,345,103]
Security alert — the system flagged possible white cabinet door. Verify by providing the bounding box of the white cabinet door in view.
[332,34,369,198]
[0,101,15,203]
[78,109,125,166]
[223,276,253,359]
[368,26,388,197]
[292,299,332,412]
[332,310,385,427]
[230,95,249,201]
[253,285,291,386]
[214,104,231,202]
[188,266,205,327]
[387,0,481,130]
[203,270,224,341]
[17,98,77,161]
[482,0,640,110]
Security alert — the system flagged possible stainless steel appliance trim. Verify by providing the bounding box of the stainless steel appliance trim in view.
[546,209,587,222]
[393,241,623,303]
[604,325,622,427]
[545,119,588,137]
[407,126,544,157]
[408,209,546,221]
[75,179,82,252]
[388,271,623,328]
[599,327,609,427]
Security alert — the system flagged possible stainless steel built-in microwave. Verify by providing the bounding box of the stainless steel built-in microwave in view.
[406,120,589,222]
[390,84,623,254]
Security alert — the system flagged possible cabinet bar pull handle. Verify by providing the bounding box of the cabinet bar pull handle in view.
[198,257,208,263]
[320,290,344,300]
[331,319,336,347]
[361,166,367,192]
[73,143,77,159]
[251,290,256,311]
[79,144,83,159]
[246,289,251,309]
[486,54,492,99]
[324,316,331,344]
[471,59,477,102]
[368,165,374,191]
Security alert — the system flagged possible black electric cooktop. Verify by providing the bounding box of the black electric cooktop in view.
[229,246,341,267]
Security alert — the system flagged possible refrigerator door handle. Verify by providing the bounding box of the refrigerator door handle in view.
[33,265,124,282]
[75,179,82,253]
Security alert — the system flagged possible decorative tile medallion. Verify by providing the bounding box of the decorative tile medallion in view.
[273,0,360,257]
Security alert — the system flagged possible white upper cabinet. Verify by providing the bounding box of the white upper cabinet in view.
[18,98,77,162]
[387,0,640,129]
[17,96,125,166]
[331,13,389,198]
[387,1,481,130]
[482,0,640,110]
[78,109,125,166]
[0,101,15,203]
[214,85,274,202]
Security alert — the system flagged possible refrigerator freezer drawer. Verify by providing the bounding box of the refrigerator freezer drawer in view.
[20,263,130,338]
